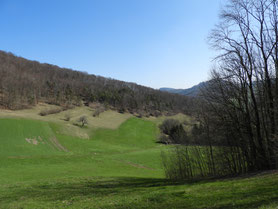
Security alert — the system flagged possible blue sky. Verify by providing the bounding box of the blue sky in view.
[0,0,224,89]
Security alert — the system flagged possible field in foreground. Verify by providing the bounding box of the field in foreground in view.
[1,171,278,209]
[0,107,277,208]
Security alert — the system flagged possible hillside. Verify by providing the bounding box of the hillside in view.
[0,107,277,208]
[0,51,193,116]
[160,81,208,97]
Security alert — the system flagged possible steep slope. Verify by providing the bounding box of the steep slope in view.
[0,50,191,115]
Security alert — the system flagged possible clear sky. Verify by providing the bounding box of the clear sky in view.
[0,0,224,89]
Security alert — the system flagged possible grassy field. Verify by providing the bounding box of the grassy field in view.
[0,107,277,208]
[1,172,278,209]
[0,103,132,138]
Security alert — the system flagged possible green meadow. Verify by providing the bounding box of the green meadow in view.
[0,110,277,208]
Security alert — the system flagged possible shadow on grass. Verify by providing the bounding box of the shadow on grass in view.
[1,176,278,209]
[72,123,88,129]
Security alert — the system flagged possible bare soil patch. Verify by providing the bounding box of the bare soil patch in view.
[25,138,38,145]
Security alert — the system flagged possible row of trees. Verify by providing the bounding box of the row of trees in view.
[163,0,278,179]
[206,0,278,172]
[0,51,193,115]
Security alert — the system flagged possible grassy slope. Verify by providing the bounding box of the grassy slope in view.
[0,108,277,208]
[0,103,132,138]
[0,118,59,157]
[0,117,163,185]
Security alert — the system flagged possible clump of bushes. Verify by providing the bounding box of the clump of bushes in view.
[39,107,63,116]
[93,106,105,117]
[158,119,188,144]
[64,113,71,121]
[150,110,162,117]
[39,105,74,116]
[88,102,106,117]
[118,108,125,114]
[78,116,88,127]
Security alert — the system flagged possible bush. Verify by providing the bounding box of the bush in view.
[93,106,105,117]
[150,110,162,117]
[39,108,63,116]
[159,119,188,144]
[39,105,74,117]
[64,113,71,121]
[78,116,88,127]
[118,108,125,114]
[159,119,180,135]
[158,134,171,144]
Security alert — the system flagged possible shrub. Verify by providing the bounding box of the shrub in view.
[39,108,63,116]
[159,119,188,144]
[159,119,180,135]
[93,106,105,117]
[78,116,88,127]
[64,113,71,121]
[118,108,125,114]
[158,134,171,144]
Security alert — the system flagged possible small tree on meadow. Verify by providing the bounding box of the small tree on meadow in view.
[78,116,88,127]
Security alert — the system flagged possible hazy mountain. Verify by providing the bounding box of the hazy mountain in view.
[160,81,208,97]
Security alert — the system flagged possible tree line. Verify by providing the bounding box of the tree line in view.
[163,0,278,180]
[0,51,194,116]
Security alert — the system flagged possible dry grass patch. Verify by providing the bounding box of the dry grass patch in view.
[0,103,132,138]
[145,113,192,125]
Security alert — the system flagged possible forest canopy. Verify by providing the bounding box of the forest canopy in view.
[0,51,193,116]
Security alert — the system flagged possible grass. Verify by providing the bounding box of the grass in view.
[0,118,60,157]
[0,117,163,184]
[1,172,278,208]
[0,103,132,138]
[146,113,193,126]
[0,107,277,208]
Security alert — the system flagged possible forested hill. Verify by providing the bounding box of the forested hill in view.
[0,51,193,115]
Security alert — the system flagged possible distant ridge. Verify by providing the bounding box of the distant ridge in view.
[160,81,208,97]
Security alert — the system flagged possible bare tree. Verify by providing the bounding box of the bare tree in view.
[162,0,278,180]
[207,0,278,170]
